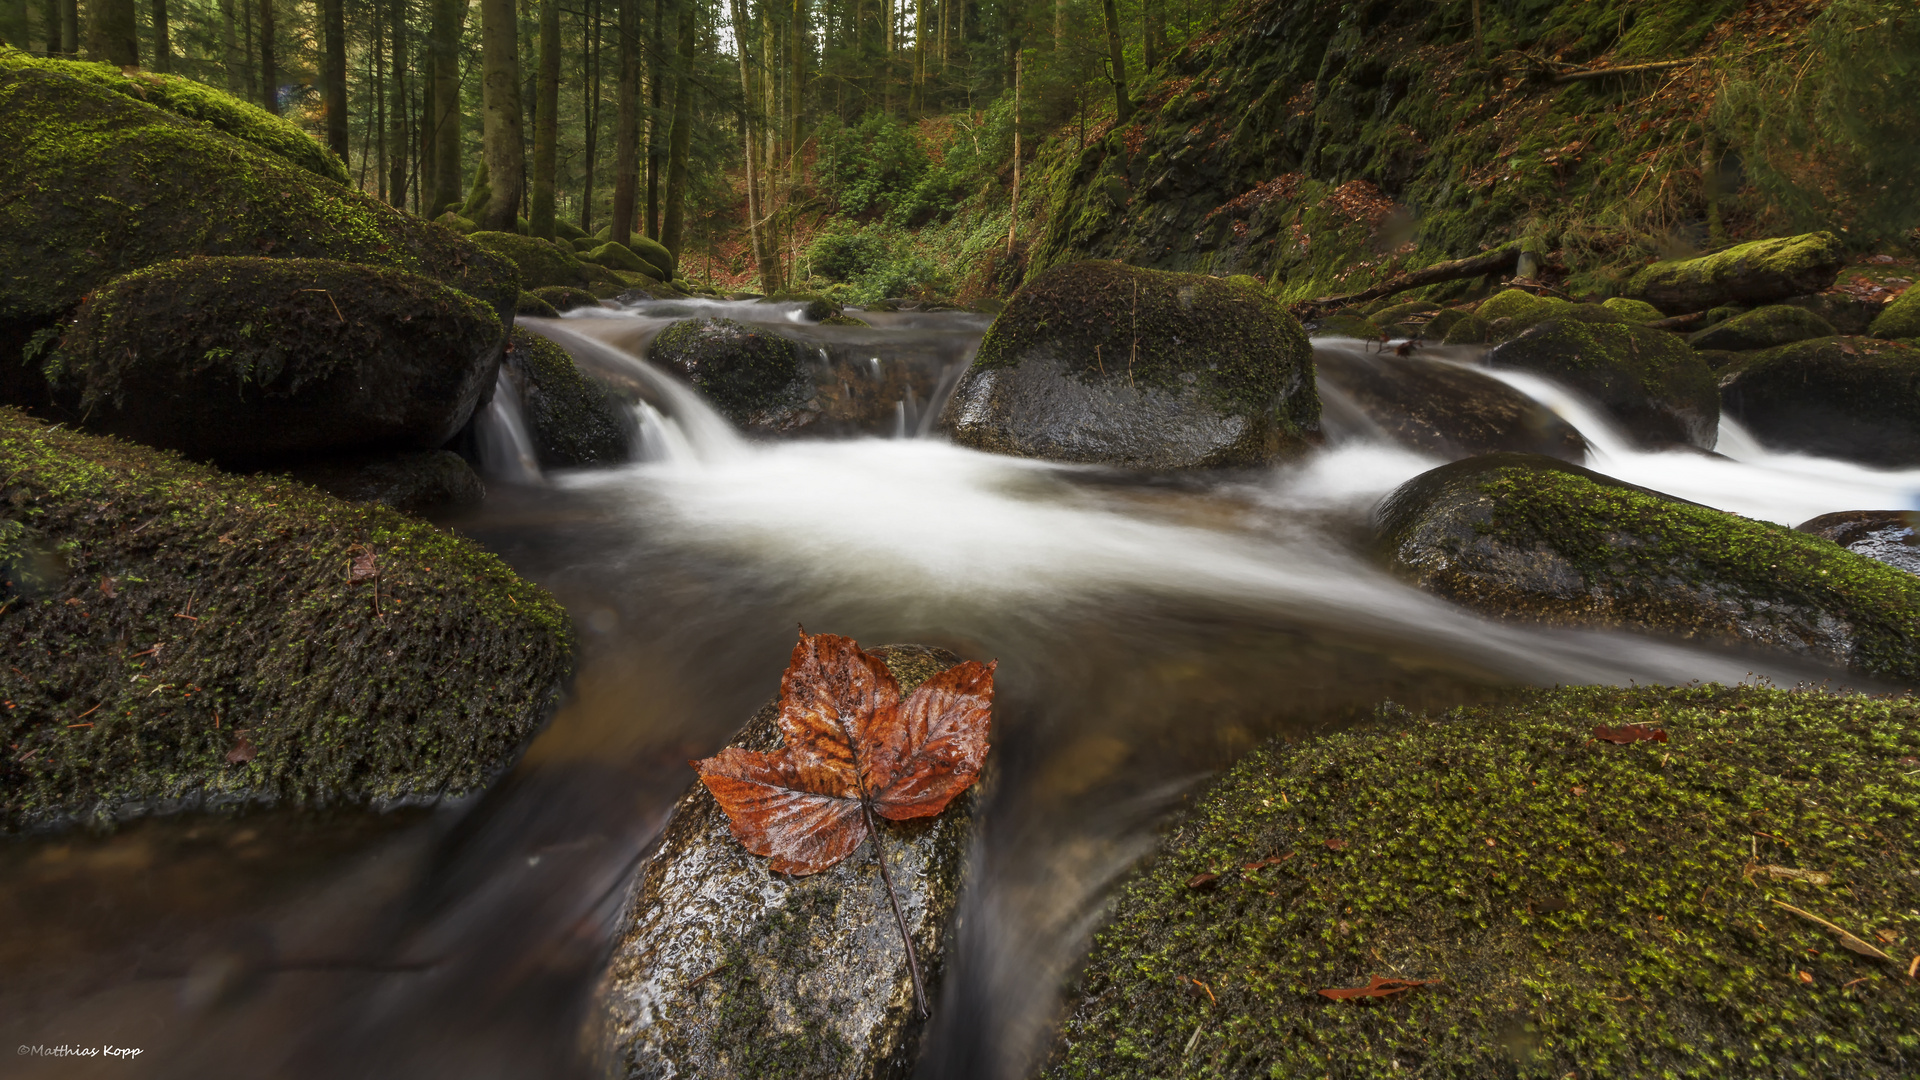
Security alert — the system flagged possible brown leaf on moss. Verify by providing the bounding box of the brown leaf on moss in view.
[1324,838,1348,851]
[349,551,378,583]
[225,731,255,764]
[1593,723,1667,744]
[1186,872,1220,891]
[1317,975,1439,1000]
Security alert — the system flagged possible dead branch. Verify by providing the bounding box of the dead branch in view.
[1296,246,1521,314]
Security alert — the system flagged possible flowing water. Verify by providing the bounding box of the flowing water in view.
[6,305,1918,1080]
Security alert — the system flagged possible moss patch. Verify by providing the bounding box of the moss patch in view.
[468,232,600,292]
[1688,303,1833,351]
[1869,287,1920,341]
[1486,318,1718,448]
[529,286,602,313]
[515,291,560,319]
[0,409,572,832]
[1626,233,1847,315]
[1049,684,1920,1080]
[1601,296,1664,322]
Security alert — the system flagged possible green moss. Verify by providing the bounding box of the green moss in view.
[529,286,602,313]
[584,241,661,280]
[505,328,632,468]
[1627,233,1847,315]
[1601,296,1663,322]
[1310,313,1380,339]
[1476,288,1570,329]
[1869,287,1920,340]
[627,234,678,281]
[1051,684,1920,1080]
[0,408,572,832]
[0,46,348,185]
[468,231,598,292]
[515,291,560,319]
[1442,313,1494,344]
[1689,304,1834,351]
[700,889,856,1078]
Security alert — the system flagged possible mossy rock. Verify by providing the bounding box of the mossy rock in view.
[818,314,869,327]
[1050,685,1920,1080]
[1315,349,1585,462]
[1369,299,1440,324]
[1719,336,1920,466]
[628,234,677,282]
[1473,288,1570,332]
[434,212,479,235]
[504,328,633,468]
[585,241,656,278]
[1781,292,1883,336]
[1702,303,1747,327]
[1422,307,1469,337]
[1868,286,1920,340]
[0,64,517,405]
[282,449,485,515]
[530,286,603,313]
[763,292,842,322]
[1797,510,1920,577]
[55,257,503,463]
[0,46,348,185]
[1486,318,1718,449]
[553,218,587,242]
[468,231,601,292]
[571,236,598,252]
[941,261,1318,469]
[1308,313,1380,339]
[1374,453,1920,680]
[1440,313,1493,345]
[0,409,572,832]
[515,291,560,319]
[1688,304,1833,351]
[1626,233,1847,315]
[1600,296,1663,322]
[648,318,809,426]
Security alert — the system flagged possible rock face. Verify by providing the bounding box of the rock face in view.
[1485,318,1719,449]
[1047,685,1920,1080]
[1625,233,1847,314]
[1313,345,1585,461]
[1374,453,1920,680]
[1688,303,1833,351]
[649,317,811,426]
[941,261,1318,469]
[0,410,573,832]
[1718,337,1920,466]
[57,257,504,463]
[1869,286,1920,340]
[1796,511,1920,576]
[600,644,976,1080]
[505,328,634,468]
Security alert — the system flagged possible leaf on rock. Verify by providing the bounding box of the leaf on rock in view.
[1317,975,1439,1000]
[350,551,378,583]
[1186,872,1220,891]
[225,731,256,764]
[693,631,995,875]
[1592,723,1667,744]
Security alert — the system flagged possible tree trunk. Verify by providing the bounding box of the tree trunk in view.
[241,0,256,101]
[477,0,525,231]
[1144,0,1163,71]
[1101,0,1130,123]
[789,0,804,143]
[59,0,77,55]
[388,0,409,208]
[322,0,348,158]
[660,0,694,261]
[580,0,599,233]
[646,0,662,237]
[529,0,559,237]
[150,0,170,71]
[86,0,138,66]
[1007,46,1020,254]
[43,0,59,55]
[610,0,639,245]
[374,17,386,199]
[258,0,276,113]
[428,0,469,217]
[729,0,776,290]
[219,0,240,90]
[910,0,922,111]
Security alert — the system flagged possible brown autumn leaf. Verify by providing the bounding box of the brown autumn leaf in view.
[98,575,117,599]
[693,630,995,876]
[349,551,378,583]
[1317,975,1439,1001]
[1592,723,1667,744]
[225,731,256,764]
[1324,838,1349,851]
[1186,872,1221,891]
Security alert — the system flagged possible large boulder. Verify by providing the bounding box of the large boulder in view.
[1796,510,1920,576]
[1485,318,1720,450]
[467,231,617,292]
[1313,347,1585,461]
[1374,453,1920,681]
[504,328,633,468]
[1688,303,1833,351]
[600,644,976,1080]
[1869,286,1920,340]
[940,261,1318,469]
[648,317,810,427]
[584,241,665,282]
[1625,232,1847,315]
[1047,685,1920,1080]
[0,63,517,403]
[55,257,504,463]
[0,409,572,832]
[1718,337,1920,466]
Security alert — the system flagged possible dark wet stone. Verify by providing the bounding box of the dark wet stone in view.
[1718,336,1920,466]
[1486,318,1719,450]
[1314,347,1585,461]
[599,644,977,1080]
[284,450,484,514]
[505,328,633,468]
[649,317,812,427]
[1796,511,1920,576]
[532,286,606,313]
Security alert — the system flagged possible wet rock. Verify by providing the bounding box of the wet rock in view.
[1313,347,1585,461]
[1486,318,1719,450]
[600,644,976,1080]
[940,261,1318,469]
[284,450,486,514]
[504,328,633,468]
[1782,292,1884,336]
[532,286,605,313]
[1601,296,1664,323]
[649,317,811,428]
[1796,511,1920,576]
[1373,453,1920,679]
[1869,285,1920,340]
[1473,289,1573,334]
[57,257,503,463]
[0,409,573,832]
[1688,304,1832,351]
[1624,232,1846,315]
[763,292,844,322]
[1440,313,1493,345]
[1368,299,1440,324]
[1718,336,1920,466]
[469,231,618,292]
[1422,307,1470,339]
[516,291,560,319]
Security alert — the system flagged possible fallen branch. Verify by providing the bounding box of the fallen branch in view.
[1297,246,1521,314]
[1647,310,1709,332]
[1552,57,1706,83]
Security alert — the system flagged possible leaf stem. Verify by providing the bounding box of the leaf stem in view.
[863,798,929,1019]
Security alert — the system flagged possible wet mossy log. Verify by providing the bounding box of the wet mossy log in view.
[1048,685,1920,1080]
[1625,233,1847,315]
[0,410,573,832]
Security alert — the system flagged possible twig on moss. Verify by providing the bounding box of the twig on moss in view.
[862,799,928,1019]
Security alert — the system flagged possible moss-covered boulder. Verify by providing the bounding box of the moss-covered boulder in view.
[530,286,603,313]
[467,231,607,292]
[648,317,810,428]
[1314,346,1585,461]
[600,644,975,1079]
[504,328,633,468]
[1625,233,1847,315]
[1307,312,1380,339]
[1719,337,1920,466]
[940,261,1318,469]
[1440,312,1493,345]
[628,234,677,282]
[0,410,572,832]
[283,449,486,515]
[1688,303,1834,351]
[1784,292,1885,336]
[0,62,517,404]
[1375,453,1920,681]
[1485,318,1719,449]
[1474,288,1571,330]
[1797,510,1920,577]
[56,257,504,463]
[584,241,666,282]
[1868,286,1920,340]
[1048,685,1920,1080]
[0,47,348,185]
[515,290,560,319]
[1600,296,1663,322]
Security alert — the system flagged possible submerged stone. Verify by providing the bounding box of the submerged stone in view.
[1796,510,1920,577]
[1718,336,1920,466]
[1047,685,1920,1080]
[1687,303,1833,351]
[1313,347,1585,461]
[599,644,976,1080]
[1625,232,1846,314]
[1486,318,1719,449]
[1374,453,1920,681]
[504,328,634,468]
[940,261,1318,469]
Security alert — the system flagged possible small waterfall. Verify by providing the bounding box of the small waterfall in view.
[476,370,545,485]
[527,321,748,465]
